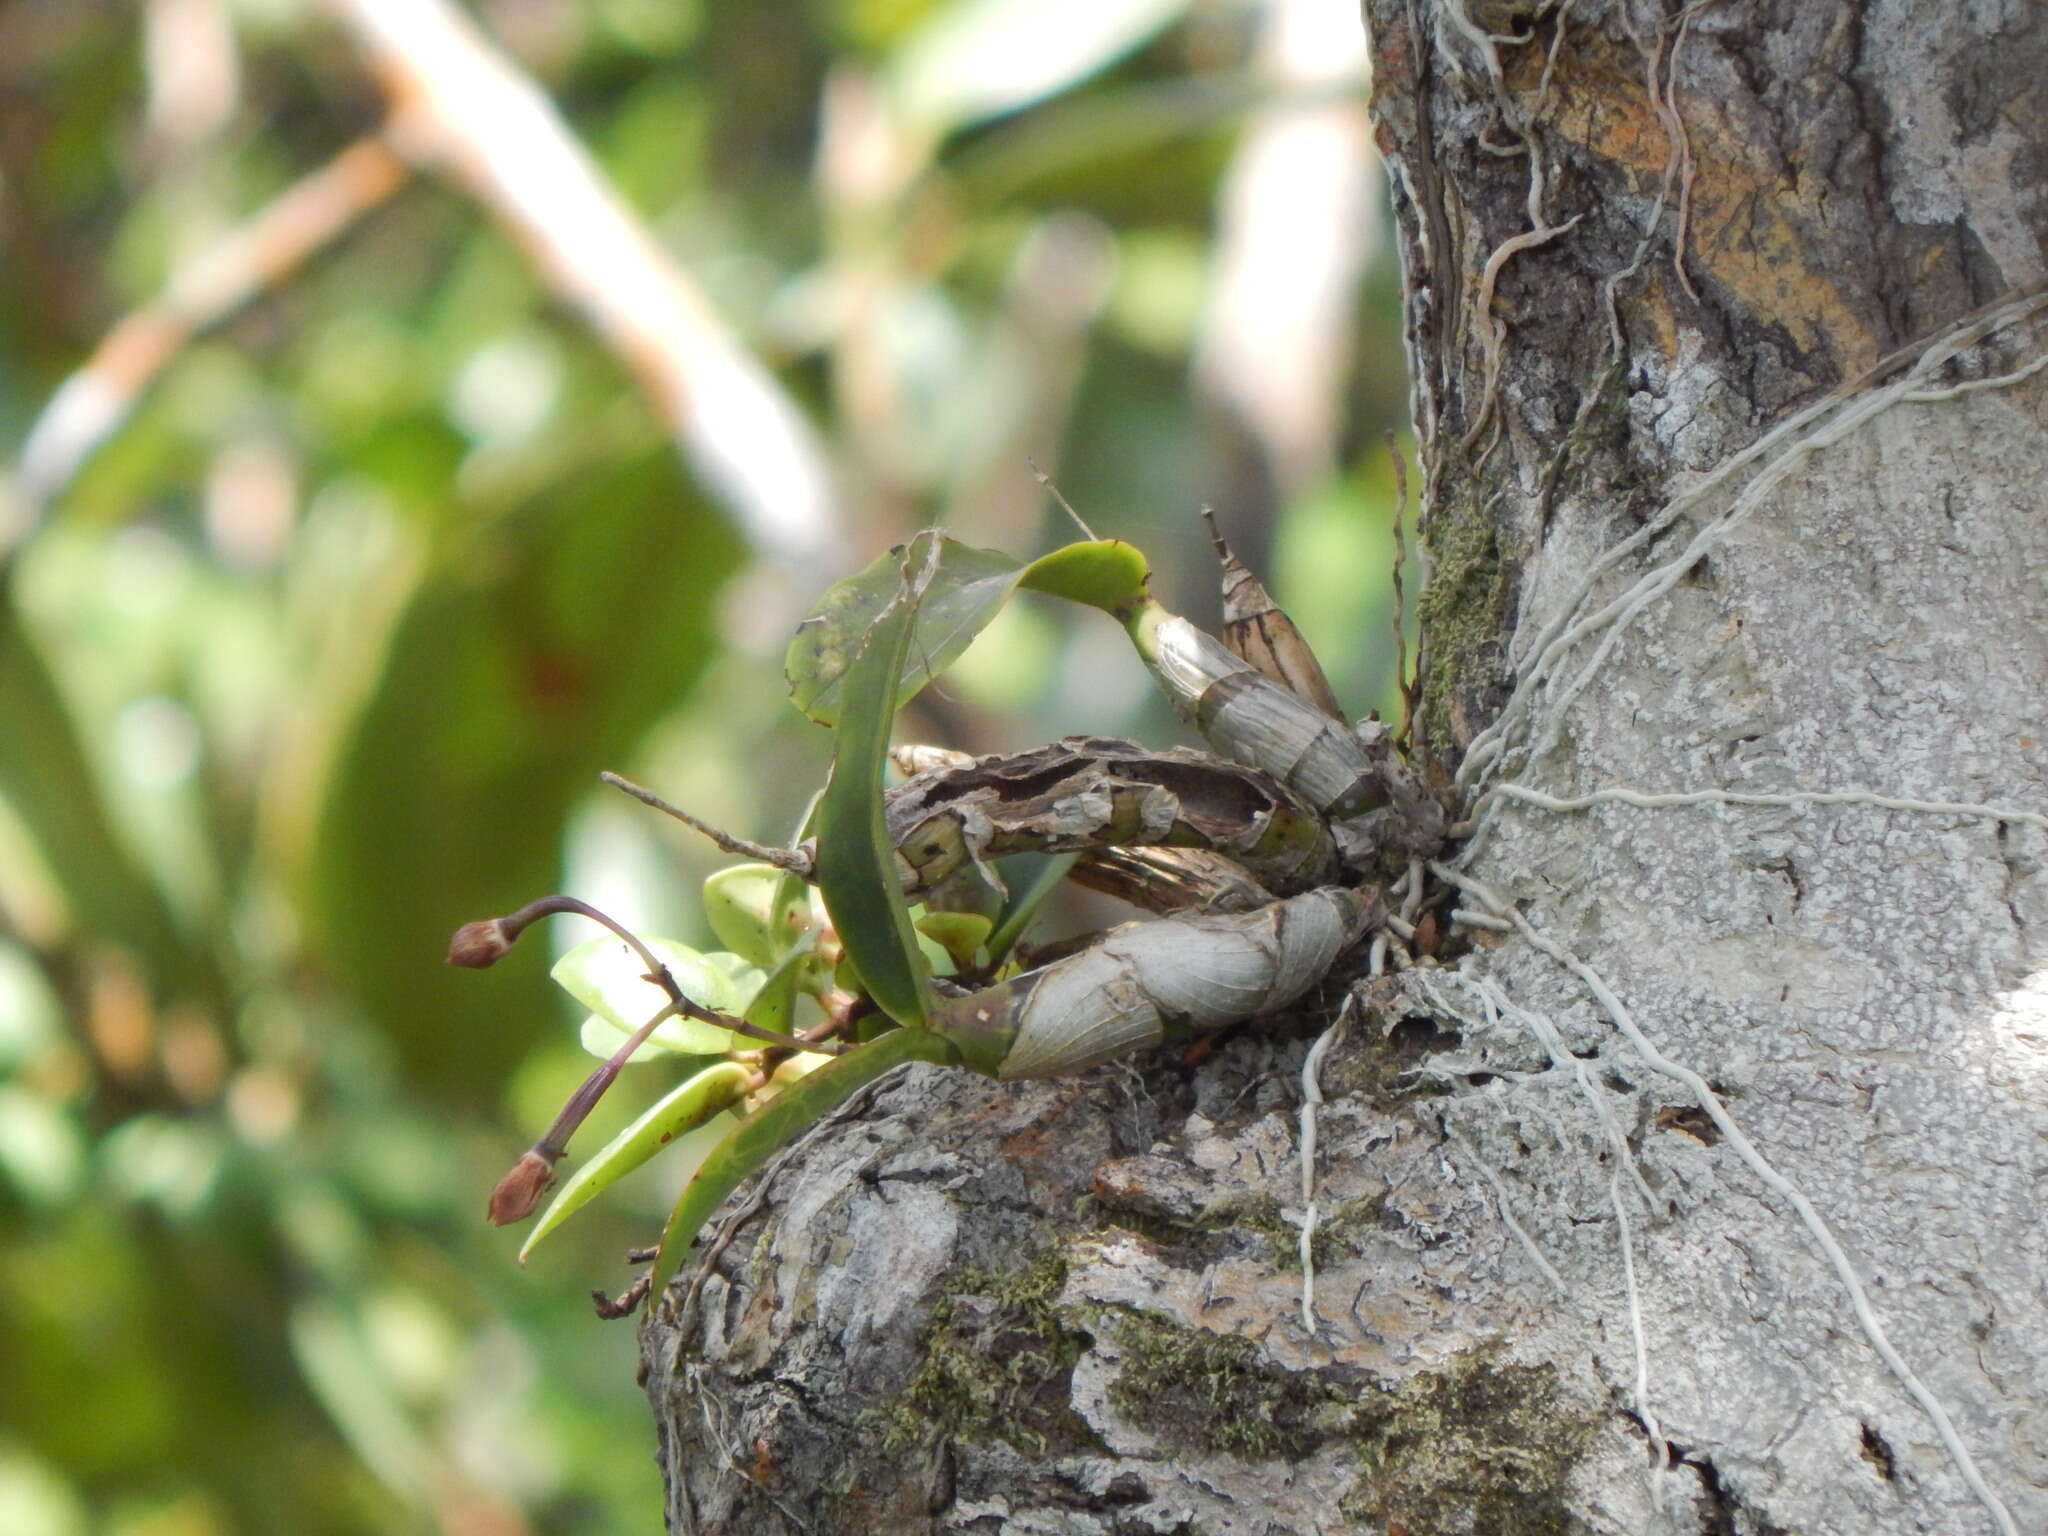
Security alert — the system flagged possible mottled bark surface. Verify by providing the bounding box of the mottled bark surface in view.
[641,4,2048,1532]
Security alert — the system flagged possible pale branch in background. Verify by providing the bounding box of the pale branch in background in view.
[325,0,844,579]
[16,138,407,514]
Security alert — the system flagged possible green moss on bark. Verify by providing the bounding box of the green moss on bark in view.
[1347,1345,1598,1535]
[1106,1308,1352,1461]
[1103,1313,1597,1529]
[1415,481,1515,761]
[881,1250,1096,1455]
[1089,1191,1345,1273]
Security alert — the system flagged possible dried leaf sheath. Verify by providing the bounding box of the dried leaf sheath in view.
[1204,509,1343,718]
[1131,607,1384,817]
[882,737,1338,900]
[929,886,1377,1079]
[1125,605,1447,858]
[1067,846,1274,914]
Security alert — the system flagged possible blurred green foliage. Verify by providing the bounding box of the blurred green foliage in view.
[0,0,1410,1531]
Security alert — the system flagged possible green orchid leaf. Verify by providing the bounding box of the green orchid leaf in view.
[553,935,756,1058]
[786,537,1153,726]
[914,911,993,971]
[702,864,793,968]
[647,1027,959,1299]
[518,1060,752,1263]
[813,545,937,1028]
[786,536,1022,726]
[985,850,1082,965]
[742,939,814,1040]
[576,1014,691,1062]
[1016,538,1150,616]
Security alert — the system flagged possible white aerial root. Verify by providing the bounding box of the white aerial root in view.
[1455,285,2048,818]
[1611,1171,1672,1506]
[1295,993,1355,1333]
[1448,1130,1569,1296]
[1432,862,2021,1536]
[1450,907,1513,931]
[1624,0,1707,306]
[1487,781,2048,836]
[1432,0,1588,459]
[1903,349,2048,401]
[1416,970,1655,1209]
[1296,864,1424,1332]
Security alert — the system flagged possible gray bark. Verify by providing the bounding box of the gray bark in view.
[640,4,2048,1532]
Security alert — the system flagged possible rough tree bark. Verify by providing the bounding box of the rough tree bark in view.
[639,4,2048,1532]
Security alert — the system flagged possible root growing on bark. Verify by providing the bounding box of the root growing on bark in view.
[1431,861,2022,1536]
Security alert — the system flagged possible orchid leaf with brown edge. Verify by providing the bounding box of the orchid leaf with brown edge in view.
[785,535,1151,726]
[517,1060,752,1263]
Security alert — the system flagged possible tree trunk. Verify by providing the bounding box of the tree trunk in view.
[639,4,2048,1532]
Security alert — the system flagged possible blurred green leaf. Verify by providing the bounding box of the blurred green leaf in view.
[0,576,195,991]
[0,941,62,1077]
[0,1087,84,1207]
[287,1297,427,1503]
[307,452,741,1100]
[893,0,1186,135]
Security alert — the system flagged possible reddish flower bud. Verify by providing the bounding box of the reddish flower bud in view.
[486,1150,556,1225]
[448,918,515,968]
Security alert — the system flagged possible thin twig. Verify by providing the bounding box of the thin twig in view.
[602,772,813,874]
[1030,458,1097,540]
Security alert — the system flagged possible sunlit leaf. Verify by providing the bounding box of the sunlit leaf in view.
[553,935,757,1058]
[893,0,1187,136]
[701,863,792,968]
[310,457,740,1097]
[518,1060,752,1262]
[647,1026,959,1298]
[913,910,992,970]
[1017,538,1150,615]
